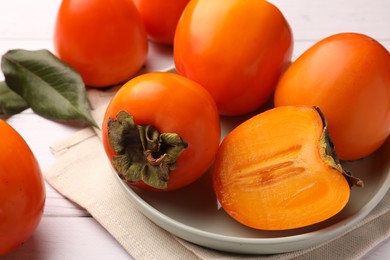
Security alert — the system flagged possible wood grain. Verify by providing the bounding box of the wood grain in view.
[1,0,389,259]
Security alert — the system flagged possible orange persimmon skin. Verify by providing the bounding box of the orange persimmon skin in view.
[132,0,190,44]
[0,120,45,255]
[213,106,350,230]
[274,33,390,160]
[102,72,220,191]
[54,0,148,87]
[174,0,293,116]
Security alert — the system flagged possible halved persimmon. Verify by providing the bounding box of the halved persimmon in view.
[213,106,362,230]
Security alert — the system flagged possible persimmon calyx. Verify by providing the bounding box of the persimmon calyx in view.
[315,106,364,188]
[107,110,188,190]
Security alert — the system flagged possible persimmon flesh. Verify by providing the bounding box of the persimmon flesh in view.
[213,106,360,230]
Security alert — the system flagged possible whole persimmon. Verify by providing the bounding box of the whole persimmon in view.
[274,33,390,160]
[0,120,45,256]
[54,0,148,87]
[132,0,190,45]
[102,72,220,191]
[174,0,293,116]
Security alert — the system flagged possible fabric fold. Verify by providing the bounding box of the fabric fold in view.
[44,125,390,259]
[45,129,198,260]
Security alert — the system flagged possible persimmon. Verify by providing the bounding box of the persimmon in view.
[132,0,190,45]
[102,72,220,191]
[213,106,363,231]
[54,0,148,87]
[174,0,293,116]
[274,33,390,160]
[0,120,45,255]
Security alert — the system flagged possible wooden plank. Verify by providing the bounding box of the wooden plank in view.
[44,184,89,217]
[0,0,61,40]
[0,0,389,259]
[1,217,130,260]
[269,0,390,40]
[1,0,389,42]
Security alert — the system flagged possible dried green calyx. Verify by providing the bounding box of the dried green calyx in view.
[107,110,188,190]
[315,106,364,188]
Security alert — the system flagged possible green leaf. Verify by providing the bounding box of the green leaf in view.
[0,81,29,118]
[1,49,98,128]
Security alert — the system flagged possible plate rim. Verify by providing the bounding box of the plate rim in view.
[113,161,390,254]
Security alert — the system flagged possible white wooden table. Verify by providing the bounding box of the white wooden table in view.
[1,0,389,259]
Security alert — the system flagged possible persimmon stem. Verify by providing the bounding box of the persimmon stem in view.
[107,110,188,189]
[315,106,364,188]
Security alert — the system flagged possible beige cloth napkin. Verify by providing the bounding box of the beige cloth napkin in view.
[44,87,390,260]
[44,51,390,259]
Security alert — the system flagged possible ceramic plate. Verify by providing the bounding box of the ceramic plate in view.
[112,114,390,254]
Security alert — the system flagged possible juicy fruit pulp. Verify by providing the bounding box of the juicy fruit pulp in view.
[213,106,360,230]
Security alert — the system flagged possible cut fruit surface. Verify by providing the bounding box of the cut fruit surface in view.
[213,106,358,230]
